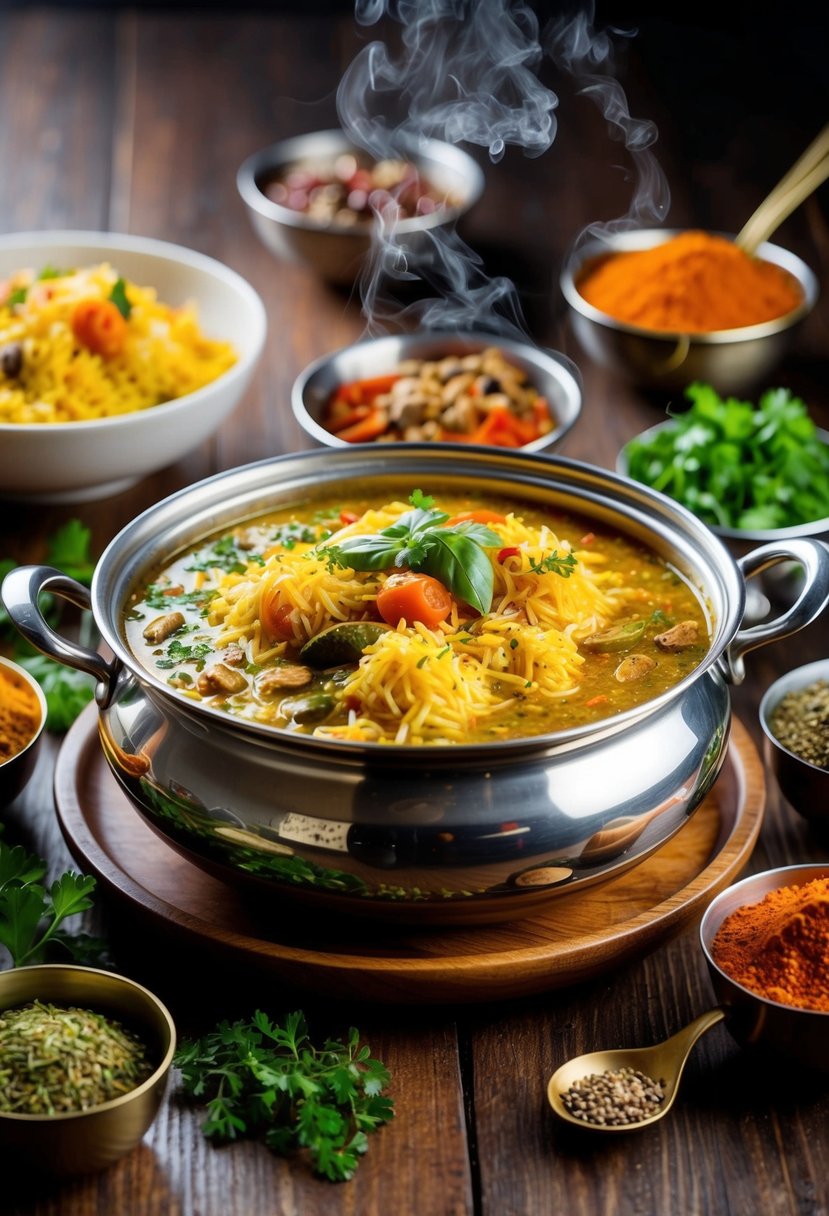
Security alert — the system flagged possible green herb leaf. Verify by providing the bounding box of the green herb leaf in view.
[0,885,47,965]
[423,531,494,614]
[318,491,502,613]
[108,277,132,319]
[16,654,94,732]
[0,842,99,968]
[155,637,213,670]
[5,287,26,307]
[528,550,578,578]
[175,1010,394,1182]
[44,519,95,585]
[36,265,65,281]
[624,383,829,530]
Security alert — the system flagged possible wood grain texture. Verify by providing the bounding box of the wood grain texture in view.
[1,6,828,1215]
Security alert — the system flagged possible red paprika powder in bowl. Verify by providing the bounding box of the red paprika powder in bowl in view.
[700,864,829,1070]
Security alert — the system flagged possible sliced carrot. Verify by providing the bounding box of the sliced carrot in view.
[348,373,401,400]
[336,408,389,443]
[327,403,372,433]
[444,509,507,526]
[71,298,127,358]
[376,572,452,629]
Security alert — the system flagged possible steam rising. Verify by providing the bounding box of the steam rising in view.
[340,0,558,163]
[546,3,670,248]
[337,0,669,334]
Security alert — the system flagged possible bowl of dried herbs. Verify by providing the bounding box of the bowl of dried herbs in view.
[0,963,176,1175]
[760,658,829,826]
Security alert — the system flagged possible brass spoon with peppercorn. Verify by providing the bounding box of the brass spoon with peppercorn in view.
[547,1008,725,1132]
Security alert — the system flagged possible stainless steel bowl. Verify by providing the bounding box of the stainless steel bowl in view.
[292,330,582,453]
[700,865,829,1070]
[759,659,829,826]
[4,447,829,924]
[0,964,176,1175]
[561,229,818,394]
[237,129,485,286]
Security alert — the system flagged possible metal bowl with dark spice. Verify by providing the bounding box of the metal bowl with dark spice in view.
[759,658,829,826]
[3,447,829,924]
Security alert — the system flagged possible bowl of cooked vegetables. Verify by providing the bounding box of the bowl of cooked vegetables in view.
[0,231,266,502]
[292,331,582,451]
[0,963,176,1175]
[237,129,485,286]
[5,445,829,925]
[617,382,829,550]
[561,229,817,394]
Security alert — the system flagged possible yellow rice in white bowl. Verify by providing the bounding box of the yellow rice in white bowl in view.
[0,262,237,424]
[0,231,266,502]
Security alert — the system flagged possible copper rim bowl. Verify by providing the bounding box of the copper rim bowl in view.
[0,964,176,1175]
[700,864,829,1070]
[3,446,829,924]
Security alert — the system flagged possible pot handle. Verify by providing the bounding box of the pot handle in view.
[721,539,829,684]
[1,565,119,705]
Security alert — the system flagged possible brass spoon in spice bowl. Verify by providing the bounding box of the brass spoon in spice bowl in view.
[547,1008,725,1132]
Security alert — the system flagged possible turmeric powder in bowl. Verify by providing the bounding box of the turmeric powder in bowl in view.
[0,657,46,806]
[576,230,803,333]
[0,662,41,763]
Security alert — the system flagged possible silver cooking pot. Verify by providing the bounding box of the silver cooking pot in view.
[5,447,829,924]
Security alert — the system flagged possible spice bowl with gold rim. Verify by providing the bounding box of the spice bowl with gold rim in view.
[759,658,829,826]
[0,655,47,809]
[0,964,176,1175]
[560,229,818,394]
[699,864,829,1071]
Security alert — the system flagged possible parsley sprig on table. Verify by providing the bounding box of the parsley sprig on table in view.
[175,1010,394,1182]
[0,841,104,968]
[623,382,829,531]
[319,489,502,615]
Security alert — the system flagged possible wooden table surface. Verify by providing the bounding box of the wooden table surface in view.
[1,6,828,1215]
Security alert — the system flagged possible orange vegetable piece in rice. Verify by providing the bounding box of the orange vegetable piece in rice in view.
[71,298,128,358]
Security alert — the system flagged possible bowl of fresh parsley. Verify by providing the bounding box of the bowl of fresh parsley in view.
[617,382,829,549]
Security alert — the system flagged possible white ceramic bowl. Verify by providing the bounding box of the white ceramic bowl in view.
[0,231,267,502]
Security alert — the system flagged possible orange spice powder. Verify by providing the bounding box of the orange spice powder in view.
[577,230,803,333]
[0,665,41,762]
[711,876,829,1012]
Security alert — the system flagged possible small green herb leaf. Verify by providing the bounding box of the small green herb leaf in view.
[318,491,502,613]
[175,1010,394,1183]
[108,277,132,319]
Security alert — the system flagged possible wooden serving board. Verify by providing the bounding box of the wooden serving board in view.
[54,706,765,1004]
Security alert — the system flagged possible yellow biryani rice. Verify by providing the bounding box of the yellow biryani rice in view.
[0,262,237,423]
[206,502,628,744]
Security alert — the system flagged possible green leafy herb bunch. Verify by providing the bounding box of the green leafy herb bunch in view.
[175,1009,394,1182]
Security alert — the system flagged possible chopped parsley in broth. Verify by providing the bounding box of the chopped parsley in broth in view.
[124,489,711,745]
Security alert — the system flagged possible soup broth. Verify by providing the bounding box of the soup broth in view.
[125,487,710,744]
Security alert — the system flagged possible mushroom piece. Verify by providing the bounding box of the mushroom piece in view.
[654,620,700,651]
[222,642,247,667]
[197,663,249,696]
[142,611,185,644]
[255,664,314,695]
[614,654,658,683]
